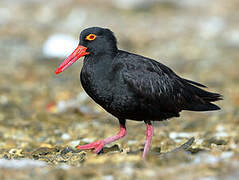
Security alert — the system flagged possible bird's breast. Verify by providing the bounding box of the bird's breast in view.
[80,64,115,108]
[80,58,144,119]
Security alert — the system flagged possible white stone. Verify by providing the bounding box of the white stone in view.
[82,138,94,143]
[169,132,196,139]
[68,140,81,148]
[216,124,225,132]
[42,34,78,58]
[61,133,71,140]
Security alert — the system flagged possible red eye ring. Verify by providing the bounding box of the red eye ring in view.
[89,35,95,39]
[86,34,97,41]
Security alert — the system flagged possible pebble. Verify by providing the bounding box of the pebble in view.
[9,149,22,155]
[195,138,203,145]
[68,140,81,148]
[169,132,196,139]
[61,133,71,140]
[216,124,225,132]
[82,138,94,143]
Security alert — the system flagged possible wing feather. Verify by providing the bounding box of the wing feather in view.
[121,54,222,113]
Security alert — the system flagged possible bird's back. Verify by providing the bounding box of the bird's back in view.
[113,50,222,120]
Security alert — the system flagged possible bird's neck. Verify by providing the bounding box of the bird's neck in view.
[85,50,116,66]
[94,48,117,59]
[82,53,116,78]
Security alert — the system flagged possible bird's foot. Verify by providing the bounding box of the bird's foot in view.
[76,140,105,154]
[76,123,126,154]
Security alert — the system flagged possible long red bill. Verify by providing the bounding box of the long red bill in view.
[55,45,89,74]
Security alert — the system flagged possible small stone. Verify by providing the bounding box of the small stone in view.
[42,34,78,58]
[60,147,78,155]
[169,132,196,139]
[9,149,23,157]
[82,138,94,143]
[204,137,227,147]
[68,140,81,148]
[216,124,225,132]
[61,133,71,140]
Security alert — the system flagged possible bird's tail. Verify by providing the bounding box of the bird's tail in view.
[182,80,223,112]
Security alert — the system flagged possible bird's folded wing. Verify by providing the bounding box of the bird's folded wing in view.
[122,64,186,112]
[122,59,222,112]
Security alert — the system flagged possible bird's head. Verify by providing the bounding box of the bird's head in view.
[56,27,117,74]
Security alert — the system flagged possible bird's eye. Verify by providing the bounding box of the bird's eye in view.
[85,34,97,41]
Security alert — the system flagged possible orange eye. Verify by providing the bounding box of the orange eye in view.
[86,34,97,41]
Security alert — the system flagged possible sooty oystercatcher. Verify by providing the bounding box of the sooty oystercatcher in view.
[56,27,222,158]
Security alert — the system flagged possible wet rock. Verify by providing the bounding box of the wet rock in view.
[31,147,61,159]
[60,147,79,155]
[102,144,121,154]
[8,149,24,158]
[151,147,161,153]
[203,137,228,147]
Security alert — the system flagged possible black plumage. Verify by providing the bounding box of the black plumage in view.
[56,27,222,158]
[80,42,222,121]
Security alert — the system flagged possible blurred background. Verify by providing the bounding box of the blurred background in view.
[0,0,239,179]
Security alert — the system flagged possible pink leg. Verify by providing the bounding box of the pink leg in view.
[76,122,126,154]
[142,122,154,158]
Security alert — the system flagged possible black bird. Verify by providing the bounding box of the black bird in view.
[56,27,222,158]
